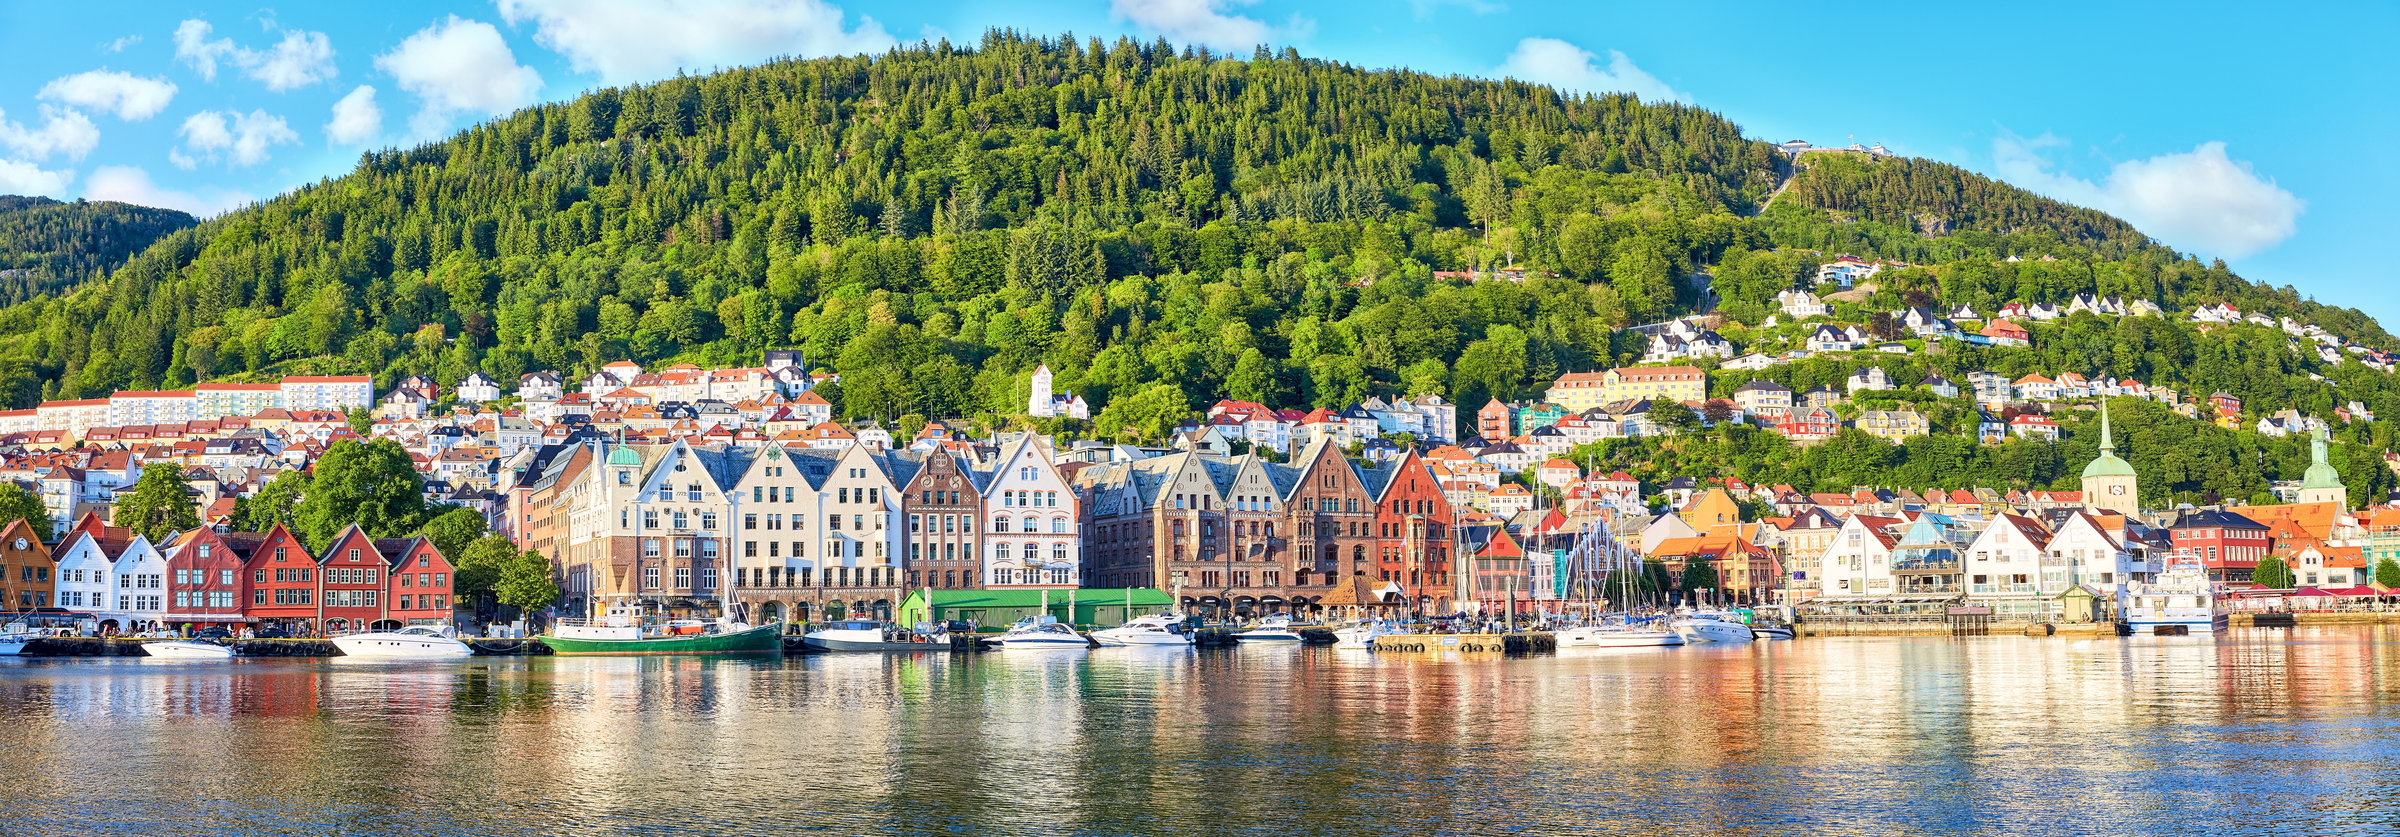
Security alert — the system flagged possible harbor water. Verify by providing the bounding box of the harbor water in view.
[4,627,2398,836]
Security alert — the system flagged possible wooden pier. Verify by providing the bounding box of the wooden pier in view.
[1365,632,1555,654]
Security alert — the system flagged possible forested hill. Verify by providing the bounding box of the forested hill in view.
[0,196,195,307]
[1780,154,2152,259]
[0,32,2380,435]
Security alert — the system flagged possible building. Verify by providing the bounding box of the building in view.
[1546,372,1612,412]
[1026,365,1090,420]
[457,372,503,404]
[1371,447,1457,614]
[280,376,375,412]
[378,536,458,628]
[980,436,1080,589]
[243,523,319,633]
[1601,366,1706,404]
[2079,403,2139,514]
[1854,407,1929,441]
[158,526,249,629]
[0,519,52,609]
[2295,425,2349,509]
[195,383,284,419]
[1731,379,1793,420]
[899,448,984,592]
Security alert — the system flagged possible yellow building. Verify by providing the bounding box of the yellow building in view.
[1546,372,1613,411]
[1854,407,1929,441]
[1680,487,1745,534]
[1601,366,1706,404]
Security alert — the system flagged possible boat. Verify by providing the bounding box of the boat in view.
[1090,614,1192,647]
[1558,623,1686,648]
[141,639,236,659]
[1671,610,1756,644]
[0,631,35,656]
[332,625,476,658]
[802,620,953,652]
[544,603,781,655]
[986,616,1090,650]
[2125,552,2230,633]
[1331,620,1398,649]
[1232,615,1303,643]
[1750,624,1797,641]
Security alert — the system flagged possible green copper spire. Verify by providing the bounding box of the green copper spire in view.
[2301,423,2343,489]
[2080,401,2137,479]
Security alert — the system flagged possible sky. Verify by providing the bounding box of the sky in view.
[1,0,2393,320]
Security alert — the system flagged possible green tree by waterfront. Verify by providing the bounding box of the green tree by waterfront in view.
[232,470,309,533]
[2251,555,2296,589]
[2376,558,2400,589]
[496,546,562,617]
[0,483,52,543]
[1678,558,1720,597]
[114,465,200,543]
[450,535,523,618]
[296,438,430,550]
[415,507,488,561]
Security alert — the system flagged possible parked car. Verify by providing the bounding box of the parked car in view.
[252,627,289,639]
[190,627,233,640]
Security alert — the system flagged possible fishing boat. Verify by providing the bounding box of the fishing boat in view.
[141,639,236,659]
[802,620,952,652]
[1090,614,1192,647]
[332,625,475,658]
[1671,609,1756,644]
[1558,622,1686,648]
[987,615,1090,650]
[1232,615,1304,643]
[543,603,781,655]
[2124,552,2229,632]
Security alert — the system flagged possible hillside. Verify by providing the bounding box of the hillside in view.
[0,30,2386,462]
[0,196,196,307]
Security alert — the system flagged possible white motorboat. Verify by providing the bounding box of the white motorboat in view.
[802,620,951,651]
[2125,553,2229,633]
[1671,610,1756,644]
[141,640,236,659]
[988,616,1090,650]
[332,625,474,658]
[1332,620,1404,649]
[1232,615,1304,643]
[0,632,36,656]
[1750,624,1797,641]
[1091,614,1192,647]
[1558,624,1686,648]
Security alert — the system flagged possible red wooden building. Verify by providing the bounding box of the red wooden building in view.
[317,525,390,632]
[376,536,457,627]
[160,527,251,629]
[1373,447,1456,615]
[243,524,320,634]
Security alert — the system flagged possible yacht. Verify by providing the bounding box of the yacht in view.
[802,620,951,652]
[1671,610,1756,644]
[332,625,475,658]
[1232,615,1304,643]
[1558,623,1686,648]
[2125,554,2229,632]
[1749,624,1797,641]
[1090,614,1192,647]
[988,616,1091,650]
[141,640,236,659]
[0,632,35,656]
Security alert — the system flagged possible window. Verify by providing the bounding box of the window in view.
[701,513,718,530]
[220,570,235,586]
[644,567,660,589]
[1052,518,1067,534]
[675,567,691,589]
[643,539,660,558]
[673,510,688,529]
[829,515,841,530]
[746,514,758,530]
[674,540,692,558]
[994,517,1009,533]
[701,568,716,590]
[274,547,287,562]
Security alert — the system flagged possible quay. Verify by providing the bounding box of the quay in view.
[1364,632,1555,653]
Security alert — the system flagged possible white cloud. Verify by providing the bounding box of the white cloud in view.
[1993,134,2305,259]
[327,85,382,144]
[107,35,141,53]
[38,70,179,121]
[376,16,543,137]
[1496,38,1685,103]
[172,19,339,91]
[0,107,101,162]
[0,159,75,195]
[176,109,298,167]
[497,0,896,84]
[82,165,252,216]
[1108,0,1303,53]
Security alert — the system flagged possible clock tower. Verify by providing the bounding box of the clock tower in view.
[2079,402,2139,515]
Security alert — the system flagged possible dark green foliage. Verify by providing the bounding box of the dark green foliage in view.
[0,196,197,305]
[114,464,200,543]
[295,438,430,550]
[2250,554,2294,589]
[0,483,53,543]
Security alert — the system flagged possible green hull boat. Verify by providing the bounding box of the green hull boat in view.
[540,623,784,656]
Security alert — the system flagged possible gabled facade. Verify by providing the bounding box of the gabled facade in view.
[0,519,52,609]
[317,525,391,632]
[900,448,983,591]
[379,537,457,627]
[160,526,247,627]
[977,436,1080,589]
[243,524,318,631]
[1370,448,1455,614]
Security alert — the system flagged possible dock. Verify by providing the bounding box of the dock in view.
[1365,632,1554,653]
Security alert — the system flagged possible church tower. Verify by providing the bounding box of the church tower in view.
[2297,424,2349,510]
[2079,401,2139,514]
[1027,364,1055,417]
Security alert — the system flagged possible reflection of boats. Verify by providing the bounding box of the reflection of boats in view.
[1091,614,1191,647]
[802,620,951,652]
[141,639,237,659]
[988,616,1090,650]
[2125,553,2229,632]
[543,603,780,655]
[1671,610,1755,644]
[1558,623,1686,648]
[1232,615,1303,643]
[332,625,475,658]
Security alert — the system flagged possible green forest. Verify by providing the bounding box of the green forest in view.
[0,196,195,307]
[0,31,2389,497]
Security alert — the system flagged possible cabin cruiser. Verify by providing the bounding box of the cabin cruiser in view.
[988,616,1091,650]
[1749,623,1797,641]
[141,639,236,659]
[802,620,950,651]
[331,625,475,658]
[1670,610,1756,644]
[1090,614,1192,647]
[1558,623,1686,648]
[1331,620,1400,649]
[2125,554,2229,632]
[1232,615,1304,643]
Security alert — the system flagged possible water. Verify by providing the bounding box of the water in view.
[4,628,2399,836]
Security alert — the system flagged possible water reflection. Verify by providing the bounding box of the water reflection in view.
[1,627,2398,835]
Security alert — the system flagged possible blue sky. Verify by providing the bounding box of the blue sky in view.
[2,0,2393,320]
